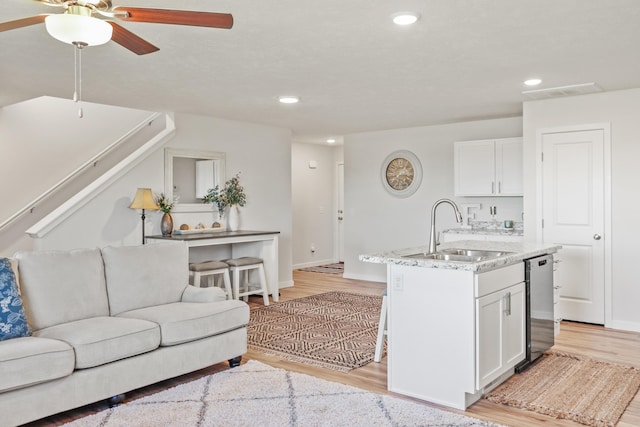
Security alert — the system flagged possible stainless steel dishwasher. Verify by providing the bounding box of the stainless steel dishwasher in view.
[515,254,555,372]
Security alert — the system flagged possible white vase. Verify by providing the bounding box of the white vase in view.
[227,206,240,231]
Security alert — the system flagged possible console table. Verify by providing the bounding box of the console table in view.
[147,230,280,302]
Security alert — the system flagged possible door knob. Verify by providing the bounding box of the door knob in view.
[593,234,602,240]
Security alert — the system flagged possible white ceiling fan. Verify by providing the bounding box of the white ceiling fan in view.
[0,0,234,54]
[1,1,234,117]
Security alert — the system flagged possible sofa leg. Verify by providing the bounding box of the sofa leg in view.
[108,394,126,407]
[228,356,242,368]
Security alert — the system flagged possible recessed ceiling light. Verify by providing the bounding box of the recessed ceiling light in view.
[278,95,300,104]
[392,12,420,26]
[524,78,542,86]
[327,139,336,144]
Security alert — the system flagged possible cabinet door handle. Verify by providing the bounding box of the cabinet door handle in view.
[505,292,511,316]
[491,182,495,193]
[498,181,502,193]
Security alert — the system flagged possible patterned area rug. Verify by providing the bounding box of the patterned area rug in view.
[484,351,640,427]
[248,291,382,371]
[297,262,344,274]
[63,360,504,427]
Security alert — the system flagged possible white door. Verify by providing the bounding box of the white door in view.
[337,162,344,262]
[541,129,605,324]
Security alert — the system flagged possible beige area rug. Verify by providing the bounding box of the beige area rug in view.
[63,360,504,427]
[484,351,640,427]
[297,262,344,274]
[248,291,383,372]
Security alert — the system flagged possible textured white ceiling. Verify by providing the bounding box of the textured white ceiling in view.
[1,0,640,143]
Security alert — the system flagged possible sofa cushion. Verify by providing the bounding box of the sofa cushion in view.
[181,285,228,303]
[0,336,74,392]
[118,300,249,346]
[15,248,109,330]
[0,258,31,341]
[35,316,160,369]
[101,243,189,316]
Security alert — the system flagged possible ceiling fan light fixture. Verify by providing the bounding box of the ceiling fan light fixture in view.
[45,13,113,46]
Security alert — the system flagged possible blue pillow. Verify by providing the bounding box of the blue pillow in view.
[0,258,32,341]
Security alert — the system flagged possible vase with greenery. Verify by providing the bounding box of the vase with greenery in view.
[203,173,246,230]
[154,192,176,236]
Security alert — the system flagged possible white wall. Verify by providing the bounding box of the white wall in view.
[523,88,640,331]
[291,142,343,268]
[0,96,154,223]
[343,117,523,282]
[4,108,294,288]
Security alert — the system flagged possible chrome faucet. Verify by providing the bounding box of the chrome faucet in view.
[428,198,463,253]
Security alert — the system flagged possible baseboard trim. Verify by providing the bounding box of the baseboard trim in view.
[279,280,294,289]
[607,319,640,333]
[342,272,385,283]
[292,259,338,270]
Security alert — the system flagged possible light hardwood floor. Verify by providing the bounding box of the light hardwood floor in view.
[26,270,640,426]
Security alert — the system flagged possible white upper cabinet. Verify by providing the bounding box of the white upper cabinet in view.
[454,137,523,196]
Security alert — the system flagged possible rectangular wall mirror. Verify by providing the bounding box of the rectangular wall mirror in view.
[164,148,226,213]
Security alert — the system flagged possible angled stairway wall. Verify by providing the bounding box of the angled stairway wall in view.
[0,97,174,255]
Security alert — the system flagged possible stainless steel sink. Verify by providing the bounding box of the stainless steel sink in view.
[439,248,513,258]
[404,253,483,262]
[403,248,513,263]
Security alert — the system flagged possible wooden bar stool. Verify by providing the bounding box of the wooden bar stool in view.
[374,289,387,362]
[188,260,232,299]
[224,257,270,306]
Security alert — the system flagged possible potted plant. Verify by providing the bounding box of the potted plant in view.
[154,192,176,236]
[203,173,246,230]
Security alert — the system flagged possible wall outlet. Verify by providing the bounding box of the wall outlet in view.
[392,274,403,291]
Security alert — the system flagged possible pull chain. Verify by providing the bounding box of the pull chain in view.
[72,42,87,118]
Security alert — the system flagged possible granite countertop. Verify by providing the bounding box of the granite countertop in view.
[443,221,524,237]
[443,227,524,237]
[359,240,561,272]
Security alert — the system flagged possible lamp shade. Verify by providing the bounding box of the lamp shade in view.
[45,13,113,46]
[129,188,160,210]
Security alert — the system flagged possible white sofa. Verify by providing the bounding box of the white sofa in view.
[0,242,249,427]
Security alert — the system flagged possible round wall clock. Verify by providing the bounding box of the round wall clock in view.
[381,150,423,197]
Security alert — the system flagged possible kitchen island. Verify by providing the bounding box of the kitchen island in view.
[360,240,561,410]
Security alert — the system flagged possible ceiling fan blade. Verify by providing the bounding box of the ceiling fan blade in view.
[108,22,159,55]
[112,7,233,29]
[0,15,47,32]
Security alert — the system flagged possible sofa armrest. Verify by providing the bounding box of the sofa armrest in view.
[181,285,228,303]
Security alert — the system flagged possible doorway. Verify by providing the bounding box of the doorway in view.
[336,162,344,262]
[539,124,611,325]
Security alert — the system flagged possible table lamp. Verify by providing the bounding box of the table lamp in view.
[129,188,160,244]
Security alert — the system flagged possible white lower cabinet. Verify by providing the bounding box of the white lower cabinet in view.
[476,282,525,389]
[387,262,525,410]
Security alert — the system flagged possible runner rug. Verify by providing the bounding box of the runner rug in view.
[484,351,640,427]
[63,360,504,427]
[248,291,382,372]
[297,262,344,274]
